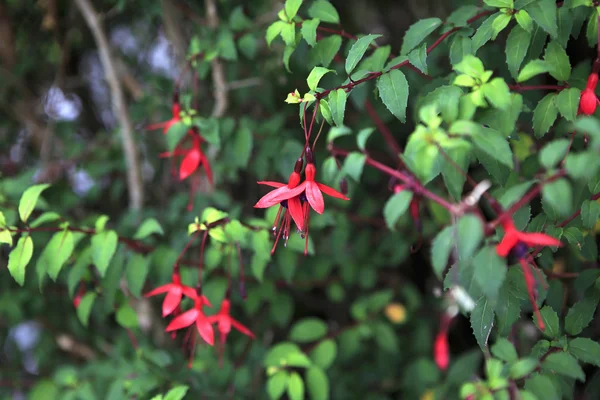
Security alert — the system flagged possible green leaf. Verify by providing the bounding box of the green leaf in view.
[540,139,570,169]
[307,67,334,91]
[556,87,581,122]
[116,304,138,329]
[457,214,484,261]
[440,141,470,200]
[485,0,514,7]
[536,306,560,338]
[517,59,550,82]
[376,69,409,122]
[306,367,329,400]
[556,7,574,47]
[449,35,473,66]
[266,21,285,46]
[569,337,600,366]
[285,0,303,20]
[91,230,119,277]
[18,184,50,223]
[345,34,382,75]
[342,152,366,182]
[281,22,296,47]
[134,218,164,240]
[8,235,33,286]
[356,127,374,151]
[290,318,328,343]
[45,230,75,281]
[408,43,428,74]
[542,352,586,381]
[542,178,572,217]
[525,0,558,38]
[287,372,305,400]
[166,122,188,152]
[544,40,571,81]
[472,13,499,52]
[313,35,342,68]
[453,54,485,78]
[587,8,599,47]
[565,281,600,335]
[515,10,534,32]
[492,13,512,39]
[76,292,96,327]
[310,339,337,369]
[473,246,507,303]
[308,0,339,23]
[471,127,514,168]
[533,93,558,137]
[471,296,495,350]
[268,371,289,400]
[401,18,442,55]
[525,374,560,400]
[30,211,61,228]
[510,358,539,379]
[581,200,600,229]
[301,19,319,47]
[482,78,511,110]
[506,25,532,78]
[431,226,453,279]
[383,190,413,230]
[328,89,347,127]
[126,253,150,297]
[491,338,518,363]
[164,386,189,400]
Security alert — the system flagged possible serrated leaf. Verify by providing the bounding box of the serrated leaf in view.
[581,200,600,229]
[401,18,442,55]
[377,69,409,122]
[533,93,558,137]
[473,246,507,303]
[91,230,119,277]
[450,35,473,66]
[542,179,572,217]
[18,184,50,223]
[555,87,581,122]
[383,190,413,230]
[542,352,586,381]
[471,296,495,350]
[301,19,319,47]
[482,78,511,109]
[544,40,571,81]
[285,0,303,20]
[307,67,335,91]
[506,25,532,78]
[491,338,518,362]
[308,0,339,23]
[510,358,539,379]
[525,0,558,38]
[328,89,347,127]
[568,338,600,366]
[565,282,600,335]
[472,13,499,52]
[517,59,550,82]
[540,139,570,169]
[471,127,514,168]
[345,34,382,75]
[8,235,33,286]
[536,306,560,338]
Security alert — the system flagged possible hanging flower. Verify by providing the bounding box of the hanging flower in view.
[434,312,453,371]
[159,128,213,184]
[495,218,562,258]
[146,92,182,134]
[209,299,255,345]
[579,73,599,116]
[165,293,214,346]
[145,273,207,317]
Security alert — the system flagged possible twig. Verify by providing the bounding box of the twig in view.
[74,0,144,210]
[205,0,229,118]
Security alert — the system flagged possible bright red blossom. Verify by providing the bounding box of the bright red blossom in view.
[208,299,255,344]
[146,94,182,134]
[434,332,449,371]
[165,294,214,346]
[144,273,207,317]
[495,218,562,258]
[159,130,213,184]
[579,73,599,116]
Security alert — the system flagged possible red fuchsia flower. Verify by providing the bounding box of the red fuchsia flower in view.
[165,291,214,346]
[254,158,306,252]
[73,282,86,308]
[579,73,599,116]
[159,128,213,184]
[145,272,208,317]
[146,92,182,134]
[434,312,453,371]
[208,298,255,345]
[495,217,562,258]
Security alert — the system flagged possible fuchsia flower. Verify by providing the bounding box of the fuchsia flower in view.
[159,128,213,184]
[579,73,599,116]
[146,93,182,134]
[208,298,255,344]
[434,312,453,371]
[496,217,562,330]
[165,292,214,346]
[145,273,208,317]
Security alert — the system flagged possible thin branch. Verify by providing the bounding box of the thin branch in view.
[205,0,229,118]
[74,0,143,210]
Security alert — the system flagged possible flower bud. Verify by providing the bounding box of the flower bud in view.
[579,88,597,115]
[305,146,315,164]
[587,73,599,91]
[294,157,304,173]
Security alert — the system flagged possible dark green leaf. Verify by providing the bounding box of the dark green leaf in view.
[544,40,571,81]
[408,44,428,74]
[540,139,570,169]
[517,59,550,82]
[581,200,600,229]
[431,226,453,280]
[376,70,409,122]
[542,179,572,218]
[525,0,558,38]
[166,122,189,152]
[536,306,560,338]
[491,338,518,363]
[471,127,514,168]
[471,296,495,350]
[345,34,382,75]
[472,13,499,52]
[473,246,507,303]
[569,337,600,366]
[290,318,328,343]
[533,93,558,137]
[556,88,581,122]
[506,25,532,78]
[542,352,586,381]
[401,18,442,55]
[450,35,473,66]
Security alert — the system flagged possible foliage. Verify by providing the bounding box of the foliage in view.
[1,0,600,399]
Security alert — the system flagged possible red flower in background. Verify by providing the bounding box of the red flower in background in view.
[496,218,562,258]
[579,73,599,116]
[146,92,182,134]
[209,298,255,344]
[159,128,213,184]
[165,293,214,346]
[145,273,207,317]
[434,312,453,371]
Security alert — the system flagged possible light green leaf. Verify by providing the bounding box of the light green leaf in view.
[328,89,347,127]
[491,338,518,363]
[482,78,511,110]
[485,0,514,7]
[134,218,164,239]
[308,0,339,23]
[45,230,75,281]
[517,59,550,82]
[536,306,560,338]
[383,190,413,230]
[345,34,382,75]
[568,337,600,366]
[401,18,442,55]
[540,139,570,169]
[542,178,572,217]
[510,358,539,379]
[492,13,512,39]
[532,93,558,137]
[91,230,119,277]
[307,67,335,92]
[287,372,305,400]
[285,0,303,20]
[377,69,409,122]
[268,371,289,400]
[471,127,514,168]
[166,122,189,152]
[116,304,138,329]
[281,22,296,47]
[301,19,320,47]
[76,292,96,327]
[515,10,534,32]
[473,246,507,303]
[306,367,329,400]
[290,318,328,343]
[18,184,50,223]
[164,386,189,400]
[8,235,33,286]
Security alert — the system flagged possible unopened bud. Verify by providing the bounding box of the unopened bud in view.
[294,157,304,173]
[579,88,597,115]
[588,73,599,91]
[305,146,314,164]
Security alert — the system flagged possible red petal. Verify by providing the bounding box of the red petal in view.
[181,285,199,299]
[434,332,449,370]
[196,317,215,346]
[165,309,199,331]
[144,284,172,298]
[520,259,545,331]
[287,197,305,232]
[518,232,562,249]
[257,181,286,188]
[200,294,212,308]
[305,182,325,214]
[317,182,350,200]
[179,150,201,180]
[254,185,300,209]
[496,233,519,257]
[231,318,255,338]
[162,288,182,317]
